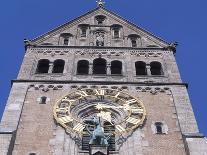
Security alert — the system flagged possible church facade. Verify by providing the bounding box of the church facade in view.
[1,2,207,155]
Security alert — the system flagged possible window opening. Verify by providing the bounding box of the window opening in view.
[52,59,65,73]
[77,60,89,75]
[155,122,163,134]
[150,61,163,75]
[111,60,122,75]
[93,58,106,74]
[40,96,47,104]
[135,61,147,75]
[36,59,50,74]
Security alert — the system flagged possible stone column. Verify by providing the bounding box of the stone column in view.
[146,64,151,76]
[107,63,111,75]
[89,63,93,75]
[48,62,54,73]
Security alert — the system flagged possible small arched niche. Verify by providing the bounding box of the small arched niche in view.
[95,15,107,25]
[111,24,123,39]
[59,33,73,45]
[128,34,141,47]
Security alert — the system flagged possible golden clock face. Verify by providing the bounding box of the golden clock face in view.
[53,88,146,135]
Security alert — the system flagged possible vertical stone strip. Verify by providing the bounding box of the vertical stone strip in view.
[171,86,199,134]
[0,83,29,155]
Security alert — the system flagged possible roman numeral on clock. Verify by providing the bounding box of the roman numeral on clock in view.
[56,107,69,113]
[126,99,137,104]
[59,116,73,124]
[126,117,141,125]
[73,123,85,133]
[75,91,88,98]
[116,125,126,132]
[131,107,144,114]
[95,89,105,96]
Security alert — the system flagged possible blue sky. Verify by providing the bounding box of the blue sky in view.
[0,0,206,136]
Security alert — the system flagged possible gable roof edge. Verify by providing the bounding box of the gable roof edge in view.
[30,7,170,47]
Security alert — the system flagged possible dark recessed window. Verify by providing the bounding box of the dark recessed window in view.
[52,59,65,73]
[77,60,89,75]
[150,61,163,75]
[95,15,106,25]
[131,39,137,47]
[93,58,106,74]
[63,38,69,45]
[111,60,122,75]
[36,59,50,74]
[135,61,147,75]
[40,96,47,104]
[155,122,163,134]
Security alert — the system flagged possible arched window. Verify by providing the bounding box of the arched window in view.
[93,58,106,74]
[63,38,69,45]
[111,24,123,39]
[36,59,50,74]
[135,61,147,75]
[52,59,65,73]
[155,122,163,134]
[150,61,163,75]
[111,60,122,75]
[40,96,47,104]
[104,122,115,151]
[128,34,140,47]
[77,60,89,75]
[95,15,106,25]
[78,24,89,38]
[60,33,73,45]
[131,39,137,47]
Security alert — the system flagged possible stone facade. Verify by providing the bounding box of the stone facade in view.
[1,6,207,155]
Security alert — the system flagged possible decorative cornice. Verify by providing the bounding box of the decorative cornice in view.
[11,79,188,88]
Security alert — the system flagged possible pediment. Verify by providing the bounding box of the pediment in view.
[30,7,169,48]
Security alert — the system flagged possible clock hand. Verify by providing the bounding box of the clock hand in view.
[95,103,131,111]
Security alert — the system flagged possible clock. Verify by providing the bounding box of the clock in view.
[53,88,146,135]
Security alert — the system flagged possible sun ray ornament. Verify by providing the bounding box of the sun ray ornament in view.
[96,0,105,7]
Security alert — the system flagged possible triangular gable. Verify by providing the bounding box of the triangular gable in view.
[31,7,170,47]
